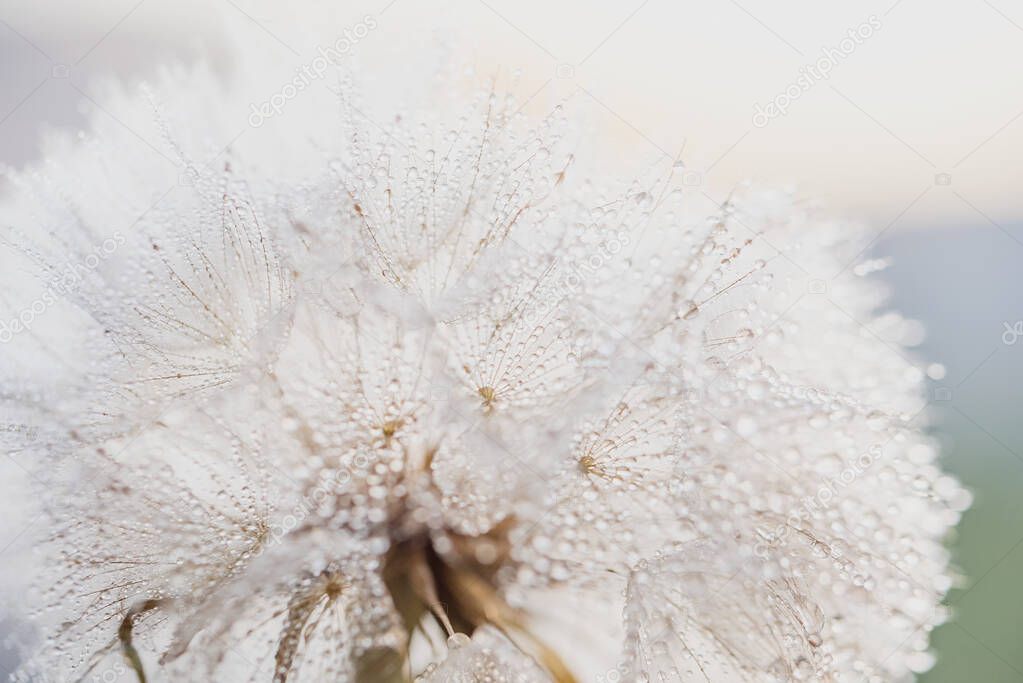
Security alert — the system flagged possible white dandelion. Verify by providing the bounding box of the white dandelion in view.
[0,62,969,683]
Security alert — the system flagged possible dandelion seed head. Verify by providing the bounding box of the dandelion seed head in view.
[0,64,967,682]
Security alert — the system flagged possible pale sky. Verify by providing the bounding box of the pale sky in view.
[2,0,1021,233]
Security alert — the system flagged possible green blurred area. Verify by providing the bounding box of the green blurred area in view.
[923,408,1023,682]
[880,225,1023,682]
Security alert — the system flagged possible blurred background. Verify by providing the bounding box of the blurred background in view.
[1,0,1020,679]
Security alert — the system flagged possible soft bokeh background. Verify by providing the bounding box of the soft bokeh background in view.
[1,0,1020,679]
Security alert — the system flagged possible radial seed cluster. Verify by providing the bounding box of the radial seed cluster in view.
[0,75,969,683]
